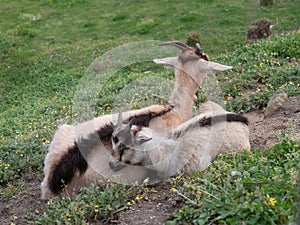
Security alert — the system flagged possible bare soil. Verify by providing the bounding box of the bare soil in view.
[1,95,299,225]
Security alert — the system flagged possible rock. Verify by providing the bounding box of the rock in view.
[264,91,288,118]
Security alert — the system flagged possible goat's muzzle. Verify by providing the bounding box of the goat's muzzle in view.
[109,156,127,172]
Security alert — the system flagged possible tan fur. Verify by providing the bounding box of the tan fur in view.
[41,104,173,199]
[109,101,250,179]
[41,42,232,199]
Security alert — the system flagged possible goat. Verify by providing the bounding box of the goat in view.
[41,103,173,199]
[151,42,231,130]
[41,42,232,199]
[109,101,250,179]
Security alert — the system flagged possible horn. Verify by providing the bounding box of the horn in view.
[160,41,191,51]
[195,43,209,61]
[123,118,135,133]
[116,112,122,127]
[195,43,203,54]
[128,118,135,127]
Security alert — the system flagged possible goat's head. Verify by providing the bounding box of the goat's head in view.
[154,41,232,87]
[109,113,152,172]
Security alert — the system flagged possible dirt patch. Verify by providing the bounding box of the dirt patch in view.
[246,95,300,150]
[1,96,299,225]
[108,182,184,225]
[0,178,43,225]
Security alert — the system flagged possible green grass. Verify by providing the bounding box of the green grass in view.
[212,32,300,112]
[0,0,299,224]
[30,182,132,224]
[167,136,300,225]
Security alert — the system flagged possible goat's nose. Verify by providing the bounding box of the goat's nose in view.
[109,161,116,170]
[109,159,127,172]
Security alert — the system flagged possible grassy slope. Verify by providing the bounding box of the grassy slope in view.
[0,0,299,223]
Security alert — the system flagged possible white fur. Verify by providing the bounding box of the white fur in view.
[41,105,171,199]
[41,42,233,199]
[109,101,250,179]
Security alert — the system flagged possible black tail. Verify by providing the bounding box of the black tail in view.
[49,142,88,194]
[199,113,249,126]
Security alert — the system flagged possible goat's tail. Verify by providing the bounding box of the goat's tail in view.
[48,142,88,195]
[199,113,249,126]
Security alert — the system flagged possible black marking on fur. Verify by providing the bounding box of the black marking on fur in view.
[199,113,249,126]
[171,113,248,139]
[49,142,88,194]
[178,54,199,64]
[96,104,174,141]
[125,104,174,127]
[119,145,129,161]
[97,123,114,142]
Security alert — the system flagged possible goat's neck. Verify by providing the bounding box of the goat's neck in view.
[169,69,200,122]
[143,134,178,175]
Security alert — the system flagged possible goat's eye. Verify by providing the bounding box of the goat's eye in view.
[112,136,119,143]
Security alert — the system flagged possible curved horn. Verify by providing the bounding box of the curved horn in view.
[195,43,203,54]
[123,118,135,133]
[160,41,191,51]
[195,43,209,61]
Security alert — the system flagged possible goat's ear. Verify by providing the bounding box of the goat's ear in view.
[205,61,233,71]
[153,57,177,67]
[135,133,152,145]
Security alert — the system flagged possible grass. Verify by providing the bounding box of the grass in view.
[211,32,300,112]
[0,0,299,224]
[31,182,132,224]
[167,136,300,225]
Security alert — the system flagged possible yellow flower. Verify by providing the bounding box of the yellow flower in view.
[225,95,231,101]
[66,213,71,221]
[135,195,143,201]
[265,194,277,206]
[127,199,135,206]
[4,164,10,169]
[94,205,99,213]
[171,187,178,193]
[133,102,139,108]
[259,62,263,68]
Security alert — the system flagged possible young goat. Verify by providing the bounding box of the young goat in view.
[109,102,250,179]
[41,104,173,199]
[41,42,232,199]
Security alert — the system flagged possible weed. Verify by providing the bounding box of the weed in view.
[215,32,300,112]
[31,183,131,224]
[0,0,299,223]
[167,137,299,225]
